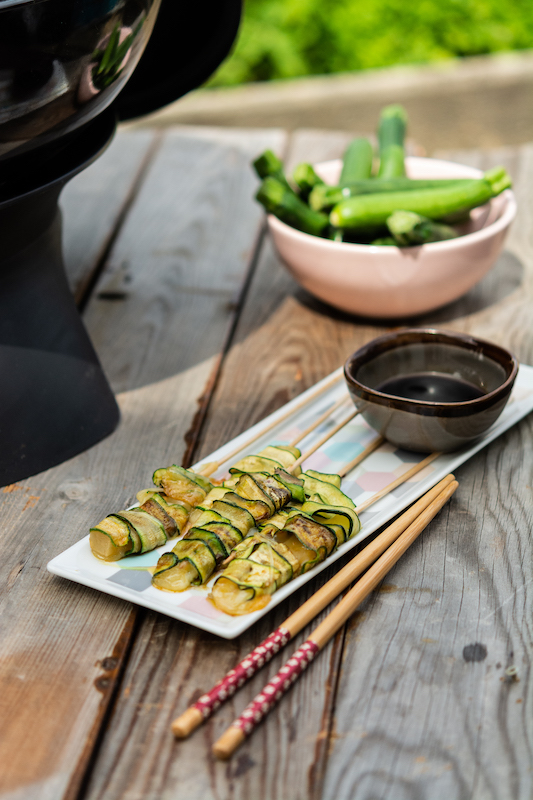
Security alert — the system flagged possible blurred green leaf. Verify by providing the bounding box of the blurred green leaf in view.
[207,0,533,86]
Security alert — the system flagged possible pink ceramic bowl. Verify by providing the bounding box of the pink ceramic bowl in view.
[267,157,516,318]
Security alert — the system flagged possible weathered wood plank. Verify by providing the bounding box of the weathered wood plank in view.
[0,127,285,800]
[60,127,158,302]
[83,126,286,394]
[322,146,533,800]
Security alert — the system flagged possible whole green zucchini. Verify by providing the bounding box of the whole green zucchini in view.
[292,162,325,200]
[330,169,511,231]
[252,149,291,189]
[340,137,374,183]
[387,210,457,245]
[309,178,473,212]
[377,105,408,178]
[256,176,329,236]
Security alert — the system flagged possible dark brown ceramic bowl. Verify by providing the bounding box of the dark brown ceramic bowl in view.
[344,329,519,453]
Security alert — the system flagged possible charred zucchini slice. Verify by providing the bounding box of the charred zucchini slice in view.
[260,507,291,531]
[273,468,305,503]
[259,445,301,473]
[304,469,342,489]
[157,495,190,526]
[152,465,211,507]
[234,474,276,516]
[186,521,243,563]
[152,552,198,592]
[253,473,291,510]
[152,538,217,592]
[139,497,177,538]
[212,500,255,535]
[247,541,295,585]
[302,501,360,541]
[301,473,355,509]
[222,491,271,522]
[210,577,271,615]
[276,513,337,573]
[211,559,281,615]
[183,507,228,535]
[149,493,190,532]
[201,486,232,507]
[229,455,283,475]
[226,530,275,561]
[135,490,191,528]
[90,514,135,561]
[185,528,228,562]
[117,509,167,553]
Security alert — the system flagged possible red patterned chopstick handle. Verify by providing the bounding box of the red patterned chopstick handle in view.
[194,627,292,720]
[231,640,320,737]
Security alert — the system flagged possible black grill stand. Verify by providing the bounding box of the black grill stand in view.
[0,110,119,485]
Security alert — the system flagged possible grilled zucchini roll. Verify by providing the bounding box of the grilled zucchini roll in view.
[152,473,291,592]
[89,465,213,562]
[210,494,360,615]
[151,460,301,592]
[90,509,168,561]
[211,537,298,615]
[152,465,213,507]
[152,518,244,592]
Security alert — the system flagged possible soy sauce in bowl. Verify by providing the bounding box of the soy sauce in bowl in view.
[344,329,519,453]
[375,372,486,403]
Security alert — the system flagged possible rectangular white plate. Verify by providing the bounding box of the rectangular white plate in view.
[48,364,533,639]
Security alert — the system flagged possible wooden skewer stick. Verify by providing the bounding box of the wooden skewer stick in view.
[171,474,455,740]
[289,394,350,447]
[212,478,459,759]
[288,409,359,473]
[337,436,385,478]
[194,369,344,478]
[356,451,441,513]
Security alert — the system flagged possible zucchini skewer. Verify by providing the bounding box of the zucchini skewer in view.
[89,467,212,561]
[152,446,304,593]
[210,470,359,615]
[209,450,439,616]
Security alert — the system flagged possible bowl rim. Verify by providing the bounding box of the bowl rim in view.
[267,155,517,253]
[344,328,519,418]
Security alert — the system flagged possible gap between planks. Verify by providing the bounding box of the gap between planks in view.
[77,130,164,310]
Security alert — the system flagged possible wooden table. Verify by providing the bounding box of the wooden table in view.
[1,125,532,800]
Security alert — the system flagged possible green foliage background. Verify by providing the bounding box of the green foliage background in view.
[208,0,533,86]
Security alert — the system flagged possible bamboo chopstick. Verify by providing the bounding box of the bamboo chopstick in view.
[171,474,455,739]
[212,478,458,759]
[195,369,344,477]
